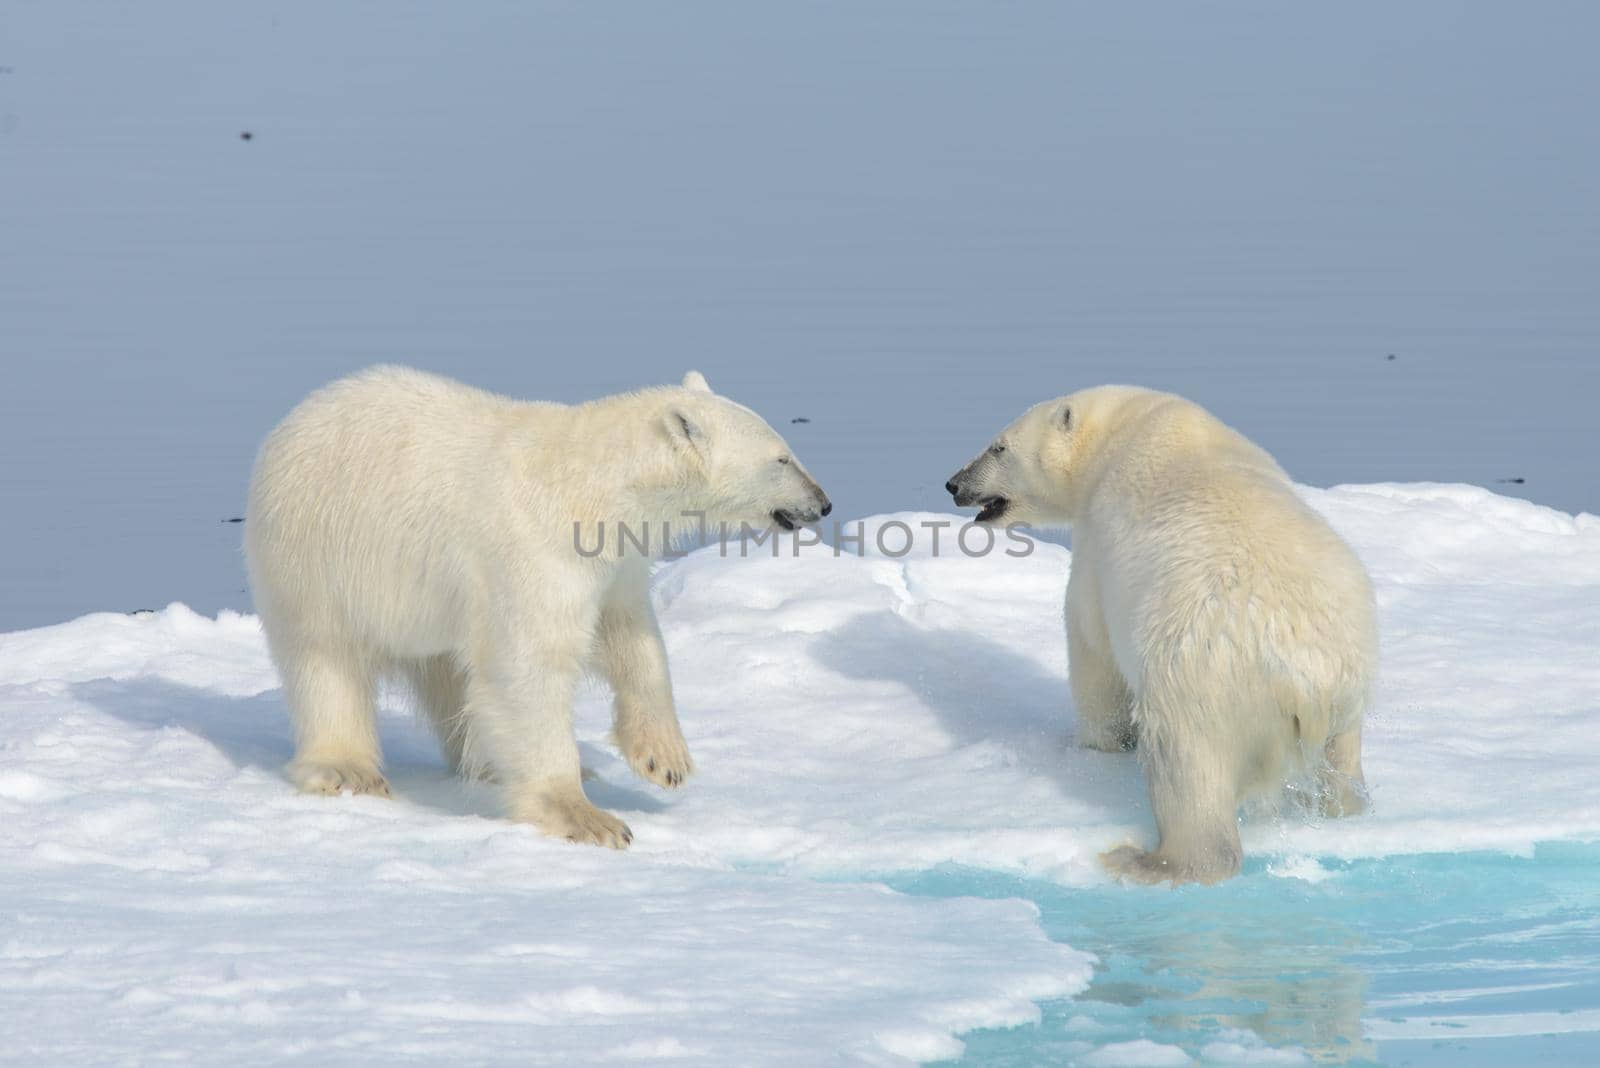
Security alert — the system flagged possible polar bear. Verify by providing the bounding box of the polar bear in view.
[947,386,1375,884]
[245,366,830,848]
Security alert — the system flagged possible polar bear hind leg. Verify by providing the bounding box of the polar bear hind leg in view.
[1319,723,1368,817]
[278,639,391,798]
[1103,691,1245,885]
[403,654,496,782]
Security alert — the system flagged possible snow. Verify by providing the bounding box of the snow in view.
[0,622,1087,1066]
[2,483,1597,1062]
[5,2,1597,1059]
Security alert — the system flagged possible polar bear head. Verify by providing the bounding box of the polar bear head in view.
[661,371,832,531]
[945,385,1161,527]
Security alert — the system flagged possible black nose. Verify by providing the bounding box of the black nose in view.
[945,480,959,495]
[820,501,832,517]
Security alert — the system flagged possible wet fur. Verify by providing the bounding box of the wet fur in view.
[950,386,1376,884]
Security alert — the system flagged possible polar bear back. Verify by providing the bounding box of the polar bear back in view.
[244,366,567,655]
[1076,392,1376,751]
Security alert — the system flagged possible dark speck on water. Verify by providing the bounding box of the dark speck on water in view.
[239,131,253,141]
[1386,354,1397,361]
[223,517,244,524]
[791,417,811,424]
[1497,477,1527,484]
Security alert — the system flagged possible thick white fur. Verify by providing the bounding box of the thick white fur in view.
[949,386,1376,884]
[245,366,828,848]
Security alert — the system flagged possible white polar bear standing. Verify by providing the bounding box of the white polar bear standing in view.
[947,386,1375,884]
[245,366,830,848]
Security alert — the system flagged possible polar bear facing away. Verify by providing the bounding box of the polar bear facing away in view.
[947,386,1375,884]
[246,367,830,848]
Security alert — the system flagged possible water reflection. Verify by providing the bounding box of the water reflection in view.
[898,848,1600,1066]
[1074,874,1375,1064]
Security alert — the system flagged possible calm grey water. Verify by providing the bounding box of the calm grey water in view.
[3,3,1597,631]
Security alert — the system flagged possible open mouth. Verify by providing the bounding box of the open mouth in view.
[772,510,799,531]
[976,497,1010,523]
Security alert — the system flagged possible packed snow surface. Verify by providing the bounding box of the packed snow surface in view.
[2,483,1597,1063]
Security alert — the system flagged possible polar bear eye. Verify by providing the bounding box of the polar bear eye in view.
[990,444,1006,455]
[776,456,790,465]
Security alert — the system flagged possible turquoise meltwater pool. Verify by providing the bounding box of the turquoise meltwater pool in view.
[897,843,1600,1065]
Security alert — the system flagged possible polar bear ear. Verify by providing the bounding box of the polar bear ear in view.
[663,408,709,462]
[1059,404,1073,430]
[682,370,713,394]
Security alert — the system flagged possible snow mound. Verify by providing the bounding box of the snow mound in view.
[640,486,1600,879]
[2,483,1596,1063]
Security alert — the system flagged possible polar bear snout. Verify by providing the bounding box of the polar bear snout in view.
[945,460,991,506]
[947,478,978,507]
[770,472,831,530]
[772,494,832,531]
[946,469,1010,522]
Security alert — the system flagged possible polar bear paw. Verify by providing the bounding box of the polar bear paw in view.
[1077,721,1137,753]
[1101,844,1239,886]
[289,759,392,799]
[520,794,633,849]
[616,719,695,790]
[1315,770,1369,817]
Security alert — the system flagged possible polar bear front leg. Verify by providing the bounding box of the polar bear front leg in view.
[597,591,694,790]
[470,639,632,849]
[1066,569,1135,752]
[1070,626,1136,752]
